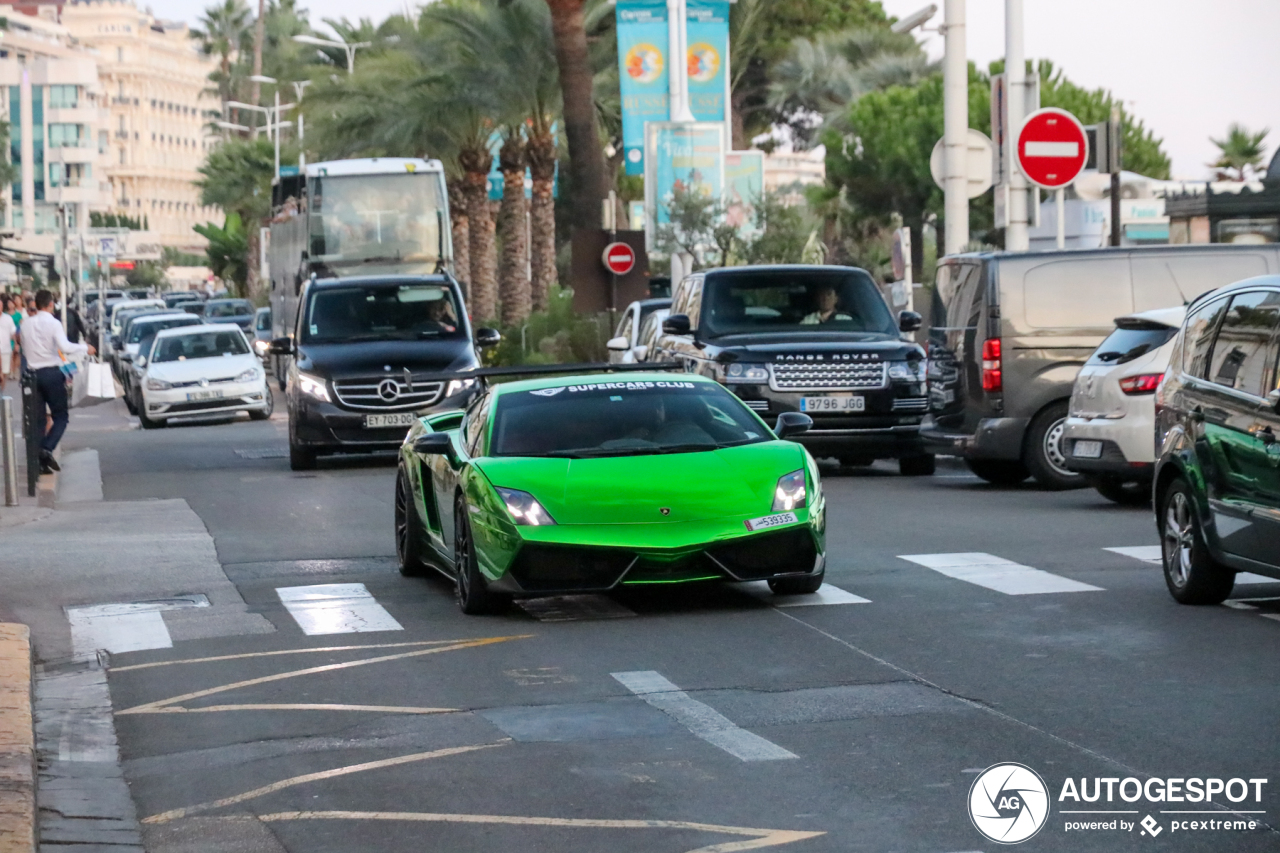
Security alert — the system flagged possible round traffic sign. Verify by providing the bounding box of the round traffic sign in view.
[929,129,995,198]
[602,242,636,276]
[1016,108,1088,189]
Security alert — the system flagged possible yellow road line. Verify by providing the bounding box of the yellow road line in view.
[118,634,532,715]
[136,703,456,715]
[142,742,509,825]
[257,811,825,852]
[112,639,472,672]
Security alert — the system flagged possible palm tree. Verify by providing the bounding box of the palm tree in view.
[544,0,608,231]
[447,176,471,295]
[498,126,530,325]
[191,0,252,125]
[1209,124,1269,181]
[195,136,278,297]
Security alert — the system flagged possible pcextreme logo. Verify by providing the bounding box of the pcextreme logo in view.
[968,763,1050,844]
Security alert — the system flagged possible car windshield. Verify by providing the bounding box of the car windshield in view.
[129,317,196,343]
[490,381,769,458]
[255,310,271,331]
[1088,325,1177,366]
[176,302,205,316]
[699,270,898,339]
[302,284,464,343]
[206,300,254,317]
[309,173,445,269]
[153,330,250,362]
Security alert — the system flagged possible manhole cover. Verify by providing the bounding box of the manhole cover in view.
[235,447,290,459]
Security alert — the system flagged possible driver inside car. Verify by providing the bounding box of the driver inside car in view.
[800,283,853,324]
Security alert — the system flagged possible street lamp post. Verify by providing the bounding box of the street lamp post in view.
[292,34,371,74]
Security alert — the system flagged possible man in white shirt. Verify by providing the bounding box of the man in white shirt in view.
[0,297,15,390]
[25,289,95,473]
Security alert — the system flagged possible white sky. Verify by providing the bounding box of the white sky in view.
[151,0,1278,180]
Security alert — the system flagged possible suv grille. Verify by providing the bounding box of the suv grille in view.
[770,361,886,391]
[332,375,444,411]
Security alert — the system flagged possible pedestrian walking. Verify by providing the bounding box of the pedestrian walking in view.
[24,289,95,473]
[0,295,16,390]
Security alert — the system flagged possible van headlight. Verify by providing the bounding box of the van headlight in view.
[296,372,331,402]
[446,378,477,397]
[772,470,807,511]
[235,367,261,383]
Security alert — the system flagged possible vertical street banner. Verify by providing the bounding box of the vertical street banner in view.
[617,0,670,176]
[724,150,763,238]
[644,122,726,249]
[685,0,730,125]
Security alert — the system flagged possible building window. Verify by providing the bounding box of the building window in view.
[119,148,125,165]
[117,47,124,62]
[98,130,108,154]
[49,85,78,109]
[49,124,86,148]
[49,162,62,187]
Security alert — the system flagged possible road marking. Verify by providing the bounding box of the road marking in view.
[257,811,824,852]
[517,594,636,622]
[1106,546,1276,584]
[277,583,403,635]
[119,634,530,715]
[111,639,468,672]
[66,596,211,656]
[1263,614,1280,624]
[898,553,1102,595]
[739,582,870,606]
[143,741,510,824]
[612,671,797,762]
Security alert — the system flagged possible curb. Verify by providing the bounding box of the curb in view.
[0,623,35,853]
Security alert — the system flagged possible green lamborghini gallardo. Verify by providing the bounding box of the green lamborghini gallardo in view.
[394,371,826,614]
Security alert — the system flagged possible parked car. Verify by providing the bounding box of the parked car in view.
[108,298,166,340]
[607,297,671,363]
[117,313,203,413]
[653,265,933,475]
[136,325,272,429]
[634,307,670,363]
[1062,307,1186,504]
[922,245,1280,489]
[174,301,206,317]
[162,291,201,308]
[203,298,256,332]
[251,307,272,358]
[109,306,169,375]
[1153,276,1280,603]
[268,274,498,470]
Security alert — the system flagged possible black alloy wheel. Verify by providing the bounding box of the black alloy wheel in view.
[395,465,429,577]
[453,496,510,615]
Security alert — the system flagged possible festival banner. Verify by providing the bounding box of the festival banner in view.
[617,0,670,176]
[644,121,726,250]
[724,150,764,238]
[685,0,729,125]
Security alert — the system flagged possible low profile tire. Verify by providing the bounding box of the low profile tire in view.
[965,458,1030,485]
[395,466,430,577]
[138,410,165,430]
[289,442,316,471]
[122,390,137,415]
[768,569,825,595]
[1024,402,1087,490]
[248,389,274,421]
[1159,479,1234,605]
[898,454,936,476]
[1087,475,1150,506]
[453,497,510,615]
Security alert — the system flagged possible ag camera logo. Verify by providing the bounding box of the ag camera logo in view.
[968,763,1050,844]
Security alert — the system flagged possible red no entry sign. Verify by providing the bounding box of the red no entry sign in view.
[1017,108,1088,189]
[602,242,636,276]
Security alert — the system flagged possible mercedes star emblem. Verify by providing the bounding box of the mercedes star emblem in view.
[377,378,401,401]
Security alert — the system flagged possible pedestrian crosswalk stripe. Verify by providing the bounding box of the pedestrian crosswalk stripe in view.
[1105,546,1277,584]
[276,584,403,635]
[66,596,211,656]
[739,582,870,606]
[898,553,1103,595]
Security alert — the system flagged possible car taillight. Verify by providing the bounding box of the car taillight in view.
[1119,373,1162,396]
[981,339,1001,391]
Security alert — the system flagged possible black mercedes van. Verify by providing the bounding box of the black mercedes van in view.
[269,274,498,470]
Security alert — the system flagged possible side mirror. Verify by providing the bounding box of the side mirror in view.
[268,336,295,355]
[898,310,923,333]
[136,356,147,368]
[475,327,501,348]
[632,344,649,362]
[774,411,813,439]
[606,335,630,352]
[412,431,454,456]
[663,314,692,335]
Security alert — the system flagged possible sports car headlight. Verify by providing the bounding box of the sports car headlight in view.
[446,378,477,397]
[772,470,807,512]
[296,372,331,402]
[496,488,556,526]
[235,367,261,382]
[725,363,769,383]
[145,377,172,391]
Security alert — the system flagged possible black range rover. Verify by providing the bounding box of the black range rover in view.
[654,265,933,474]
[270,274,498,470]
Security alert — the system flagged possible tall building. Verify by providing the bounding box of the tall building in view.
[61,0,218,253]
[0,8,108,247]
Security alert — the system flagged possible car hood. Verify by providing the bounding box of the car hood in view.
[475,441,806,524]
[146,352,260,383]
[706,334,923,361]
[297,340,477,379]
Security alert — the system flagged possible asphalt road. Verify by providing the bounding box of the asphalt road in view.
[63,395,1280,853]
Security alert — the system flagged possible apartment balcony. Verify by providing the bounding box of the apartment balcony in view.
[47,106,106,126]
[48,146,99,164]
[45,184,103,205]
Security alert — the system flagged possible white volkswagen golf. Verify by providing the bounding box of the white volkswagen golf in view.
[136,325,273,429]
[1062,306,1186,504]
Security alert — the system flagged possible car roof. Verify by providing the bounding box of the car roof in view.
[153,323,249,339]
[205,297,252,304]
[1185,274,1280,310]
[132,312,200,325]
[946,245,1280,262]
[493,371,716,396]
[1115,306,1186,328]
[636,297,672,309]
[698,264,870,277]
[308,274,455,289]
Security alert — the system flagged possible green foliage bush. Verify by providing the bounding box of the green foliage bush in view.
[486,284,611,366]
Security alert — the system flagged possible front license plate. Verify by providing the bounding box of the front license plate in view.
[744,511,798,532]
[800,395,865,413]
[365,412,418,428]
[1073,439,1103,459]
[185,390,224,401]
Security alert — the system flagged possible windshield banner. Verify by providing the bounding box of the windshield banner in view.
[617,0,670,176]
